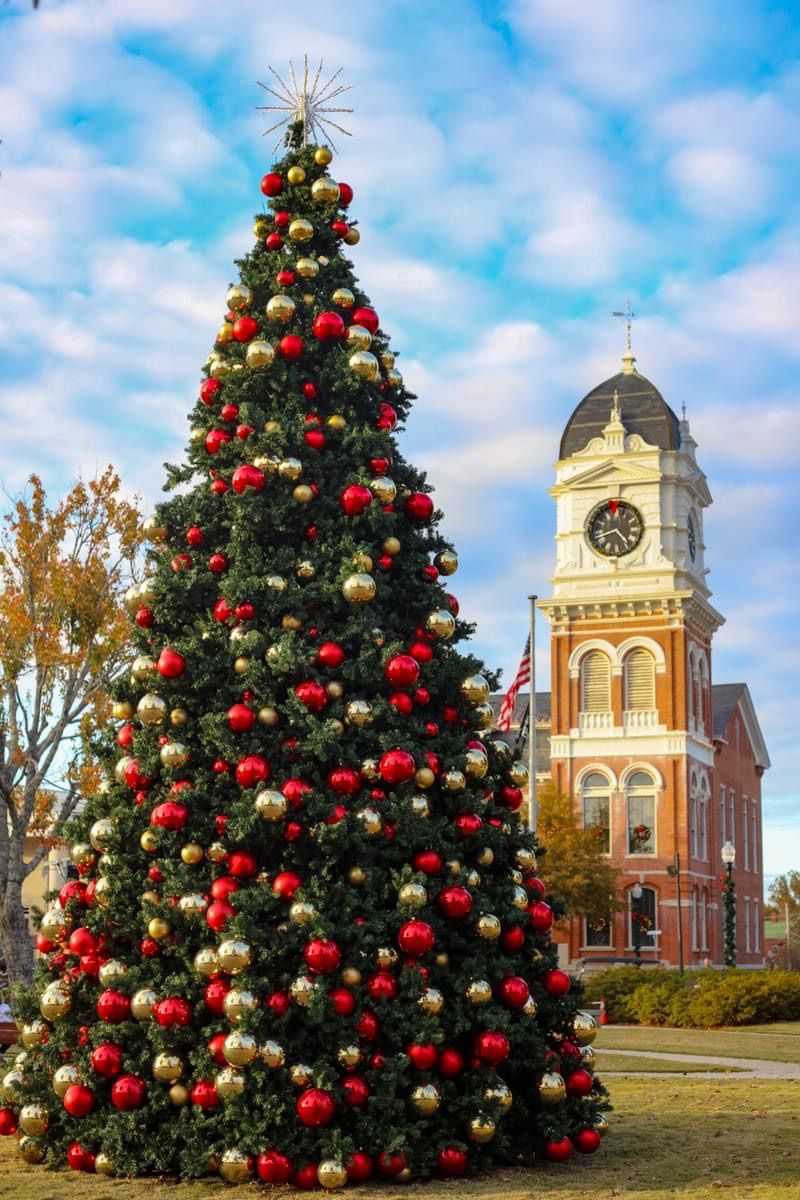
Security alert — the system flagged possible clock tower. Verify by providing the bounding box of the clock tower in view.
[538,347,729,965]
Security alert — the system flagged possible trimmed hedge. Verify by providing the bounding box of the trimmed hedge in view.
[584,968,800,1027]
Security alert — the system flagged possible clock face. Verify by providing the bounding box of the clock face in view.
[586,499,644,558]
[688,513,697,562]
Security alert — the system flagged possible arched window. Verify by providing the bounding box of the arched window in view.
[688,651,696,723]
[698,777,708,861]
[628,885,657,949]
[581,652,611,712]
[626,770,656,854]
[581,772,611,854]
[624,648,655,711]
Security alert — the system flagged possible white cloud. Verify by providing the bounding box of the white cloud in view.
[666,146,772,222]
[523,190,645,286]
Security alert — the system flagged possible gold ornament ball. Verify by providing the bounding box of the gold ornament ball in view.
[435,952,450,968]
[399,882,428,907]
[218,939,252,974]
[472,702,495,730]
[516,847,536,870]
[410,1083,440,1115]
[266,293,296,322]
[21,1020,49,1050]
[296,256,319,278]
[254,218,269,237]
[508,760,529,788]
[289,218,314,242]
[349,349,380,382]
[371,627,386,647]
[477,914,502,940]
[419,987,444,1015]
[510,884,528,910]
[341,966,362,987]
[181,842,203,865]
[466,979,492,1005]
[345,699,373,727]
[311,177,340,205]
[461,674,490,704]
[361,757,380,781]
[573,1011,599,1047]
[148,917,171,940]
[376,947,398,969]
[352,550,373,571]
[287,165,306,185]
[129,988,156,1021]
[331,286,354,307]
[207,841,228,862]
[226,283,252,311]
[581,1046,596,1071]
[193,947,219,977]
[224,989,257,1023]
[464,748,489,779]
[465,869,481,887]
[326,680,343,699]
[290,901,317,926]
[278,456,303,480]
[434,549,458,575]
[152,1053,183,1083]
[290,1062,314,1087]
[415,766,435,788]
[98,959,127,987]
[342,572,376,604]
[522,996,538,1017]
[112,698,135,719]
[255,789,287,822]
[261,1040,286,1069]
[370,476,397,503]
[246,338,275,369]
[357,807,382,836]
[136,693,166,724]
[258,706,279,727]
[94,877,111,909]
[469,1114,496,1144]
[208,356,231,380]
[222,1031,258,1066]
[386,367,403,387]
[290,976,317,1007]
[160,741,189,768]
[296,559,317,579]
[2,1069,24,1103]
[337,1044,361,1069]
[18,1137,46,1165]
[19,1104,48,1136]
[594,1112,610,1138]
[344,227,360,246]
[95,1152,115,1175]
[382,536,401,556]
[217,322,233,344]
[89,818,116,853]
[346,323,372,351]
[40,908,66,940]
[140,829,159,853]
[71,842,95,869]
[318,1160,348,1190]
[234,656,250,674]
[215,1068,245,1099]
[327,413,347,431]
[40,982,70,1020]
[484,1081,513,1114]
[443,768,466,791]
[348,866,366,885]
[219,1150,252,1185]
[143,515,168,543]
[314,146,333,165]
[131,654,155,682]
[447,859,462,876]
[410,794,430,818]
[293,484,313,504]
[426,609,456,640]
[539,1072,566,1106]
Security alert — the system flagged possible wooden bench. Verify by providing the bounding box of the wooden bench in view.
[0,1022,18,1049]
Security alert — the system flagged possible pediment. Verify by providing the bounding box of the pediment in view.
[556,458,663,490]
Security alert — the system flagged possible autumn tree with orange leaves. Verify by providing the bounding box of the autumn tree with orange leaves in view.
[0,468,141,986]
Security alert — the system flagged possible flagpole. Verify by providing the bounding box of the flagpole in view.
[528,594,537,834]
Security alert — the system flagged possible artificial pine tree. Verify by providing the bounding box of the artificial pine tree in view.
[3,111,609,1186]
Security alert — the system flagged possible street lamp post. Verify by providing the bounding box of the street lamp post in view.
[666,852,684,975]
[631,882,644,966]
[721,840,737,968]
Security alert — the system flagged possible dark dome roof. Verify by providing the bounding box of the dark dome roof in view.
[559,369,681,459]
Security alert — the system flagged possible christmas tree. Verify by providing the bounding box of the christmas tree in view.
[3,75,609,1186]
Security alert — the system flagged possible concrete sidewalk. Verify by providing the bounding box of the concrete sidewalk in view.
[598,1046,800,1079]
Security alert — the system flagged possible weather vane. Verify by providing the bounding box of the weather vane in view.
[257,56,353,151]
[612,297,637,374]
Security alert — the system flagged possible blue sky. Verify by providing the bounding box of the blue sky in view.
[1,0,798,891]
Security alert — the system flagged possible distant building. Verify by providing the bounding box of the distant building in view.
[492,350,769,968]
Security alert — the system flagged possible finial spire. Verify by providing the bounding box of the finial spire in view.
[257,56,353,151]
[612,297,637,374]
[610,388,621,423]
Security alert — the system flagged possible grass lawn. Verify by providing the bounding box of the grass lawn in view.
[1,1078,798,1200]
[594,1051,744,1073]
[599,1022,800,1063]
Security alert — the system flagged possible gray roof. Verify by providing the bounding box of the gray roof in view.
[711,682,747,741]
[560,370,681,459]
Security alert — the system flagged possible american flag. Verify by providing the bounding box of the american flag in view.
[496,640,532,732]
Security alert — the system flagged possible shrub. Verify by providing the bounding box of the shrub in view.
[583,966,644,1022]
[583,967,800,1027]
[628,974,686,1025]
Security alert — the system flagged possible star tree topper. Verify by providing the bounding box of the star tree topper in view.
[257,56,353,150]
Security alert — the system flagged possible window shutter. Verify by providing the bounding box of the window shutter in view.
[624,649,655,710]
[581,652,611,711]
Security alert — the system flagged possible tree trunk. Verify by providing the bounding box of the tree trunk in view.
[1,878,34,992]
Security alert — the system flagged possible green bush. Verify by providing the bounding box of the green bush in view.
[582,967,800,1027]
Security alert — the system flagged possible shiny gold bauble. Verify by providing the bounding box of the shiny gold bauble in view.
[18,1137,46,1164]
[246,339,275,368]
[98,959,127,987]
[178,893,207,919]
[2,1069,24,1103]
[326,413,346,432]
[296,256,319,278]
[573,1011,599,1046]
[219,1149,252,1184]
[344,227,360,246]
[345,699,373,727]
[337,1044,361,1069]
[476,914,502,940]
[143,514,168,543]
[341,966,362,987]
[19,1104,48,1136]
[255,789,287,822]
[370,475,397,504]
[68,843,94,874]
[218,939,252,974]
[233,656,250,674]
[434,952,450,969]
[217,322,234,344]
[472,702,495,730]
[20,1020,49,1049]
[296,559,316,580]
[279,457,303,480]
[465,869,481,887]
[222,1031,258,1066]
[466,979,492,1005]
[89,817,116,853]
[386,367,403,387]
[331,286,354,307]
[289,1062,314,1086]
[224,989,257,1023]
[131,654,155,681]
[40,907,66,940]
[442,768,466,791]
[347,866,366,886]
[226,283,252,311]
[314,146,333,165]
[215,1067,245,1099]
[410,794,430,818]
[148,917,171,940]
[398,882,427,907]
[374,947,397,970]
[287,165,306,185]
[208,355,231,380]
[293,484,314,504]
[371,627,386,647]
[207,841,228,863]
[447,859,462,876]
[507,885,527,910]
[254,218,269,237]
[258,706,279,727]
[342,572,376,604]
[94,877,111,909]
[160,740,189,768]
[358,757,378,782]
[522,996,538,1017]
[325,681,343,701]
[193,947,219,977]
[469,1114,496,1144]
[289,901,318,926]
[290,976,317,1007]
[40,982,70,1020]
[345,323,372,351]
[460,674,490,704]
[289,218,314,242]
[112,698,135,719]
[140,829,159,853]
[265,644,281,666]
[357,807,382,836]
[265,572,288,593]
[410,1083,440,1115]
[434,549,458,576]
[95,1152,115,1175]
[464,748,489,779]
[260,1039,286,1069]
[581,1046,596,1071]
[130,988,157,1020]
[594,1112,610,1138]
[136,692,166,725]
[180,842,203,866]
[484,1081,513,1114]
[318,1160,348,1190]
[152,1053,183,1083]
[282,615,303,633]
[352,551,373,572]
[266,293,296,323]
[508,760,529,788]
[426,610,456,640]
[415,766,435,788]
[539,1071,566,1105]
[382,536,401,557]
[348,349,379,381]
[516,847,536,870]
[311,176,340,205]
[419,987,444,1015]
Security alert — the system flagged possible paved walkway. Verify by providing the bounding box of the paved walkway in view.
[599,1046,800,1080]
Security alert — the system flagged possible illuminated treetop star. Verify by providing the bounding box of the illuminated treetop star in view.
[257,56,353,151]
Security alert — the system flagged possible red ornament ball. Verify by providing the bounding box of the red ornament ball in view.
[406,1041,438,1070]
[297,1087,335,1127]
[265,232,282,251]
[502,925,526,952]
[404,492,434,522]
[232,316,258,342]
[409,640,433,663]
[543,967,571,997]
[529,900,554,934]
[346,1151,373,1182]
[293,1164,319,1190]
[328,766,360,795]
[261,172,283,196]
[272,871,303,899]
[572,1127,602,1155]
[63,1085,95,1117]
[97,990,131,1023]
[497,975,530,1010]
[59,879,88,908]
[340,483,373,516]
[543,1137,573,1163]
[379,748,415,784]
[295,681,329,713]
[155,996,192,1028]
[303,939,341,975]
[279,334,304,361]
[377,1151,408,1178]
[90,1042,123,1077]
[190,1080,220,1109]
[110,1075,146,1112]
[150,800,188,831]
[438,1148,467,1178]
[200,377,222,405]
[366,971,398,1002]
[437,885,473,919]
[342,1076,370,1107]
[565,1067,593,1097]
[157,647,185,678]
[329,986,356,1016]
[438,1047,465,1077]
[206,900,235,933]
[235,754,270,788]
[232,464,265,494]
[384,654,420,687]
[135,607,154,628]
[228,850,257,877]
[0,1109,17,1136]
[352,305,379,333]
[397,919,435,956]
[257,1151,293,1184]
[312,311,346,340]
[413,849,442,875]
[317,641,345,668]
[227,703,255,732]
[473,1030,510,1065]
[68,927,96,957]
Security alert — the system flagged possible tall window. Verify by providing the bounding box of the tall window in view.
[689,775,698,859]
[628,886,657,948]
[698,779,708,861]
[581,652,611,712]
[753,900,760,954]
[690,886,698,951]
[728,789,736,846]
[720,783,727,843]
[627,770,656,854]
[742,798,749,870]
[751,802,758,875]
[581,772,611,854]
[624,649,655,710]
[584,915,612,948]
[700,888,709,952]
[745,898,751,952]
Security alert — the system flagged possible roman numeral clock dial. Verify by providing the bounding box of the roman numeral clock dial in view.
[586,498,644,558]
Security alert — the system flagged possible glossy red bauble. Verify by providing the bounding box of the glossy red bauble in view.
[346,1150,373,1181]
[58,879,87,909]
[337,182,353,206]
[572,1128,602,1155]
[328,766,360,795]
[200,377,222,405]
[529,901,554,934]
[312,311,346,340]
[90,1042,123,1077]
[227,703,255,732]
[498,975,530,1010]
[453,812,483,837]
[265,232,282,250]
[502,926,526,952]
[413,849,442,875]
[272,871,303,899]
[342,1076,370,1108]
[409,640,433,663]
[208,1033,227,1064]
[304,938,341,975]
[304,429,326,451]
[257,1151,293,1184]
[210,876,238,901]
[352,305,379,333]
[317,641,345,668]
[227,850,257,877]
[66,1141,91,1171]
[379,748,415,784]
[157,647,186,678]
[377,1151,408,1178]
[63,1085,95,1117]
[398,919,435,956]
[438,1148,467,1178]
[205,429,231,455]
[155,996,192,1027]
[0,1108,17,1136]
[565,1067,593,1097]
[543,1137,573,1163]
[97,990,131,1023]
[376,402,397,430]
[190,1080,220,1109]
[135,606,154,629]
[384,654,420,687]
[150,800,189,831]
[404,492,434,522]
[406,1041,438,1070]
[203,979,229,1014]
[438,1047,465,1077]
[473,1030,510,1065]
[116,722,134,748]
[355,1010,379,1041]
[388,691,413,715]
[499,785,524,810]
[232,464,266,494]
[261,172,283,196]
[331,219,349,238]
[295,680,329,713]
[205,900,235,933]
[297,1087,335,1127]
[274,211,290,229]
[68,927,96,957]
[543,967,571,997]
[232,315,258,343]
[293,1164,319,1190]
[526,875,546,899]
[437,885,473,919]
[366,971,398,1002]
[209,552,229,574]
[279,334,304,361]
[213,598,232,623]
[340,483,373,516]
[235,754,270,788]
[329,986,356,1016]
